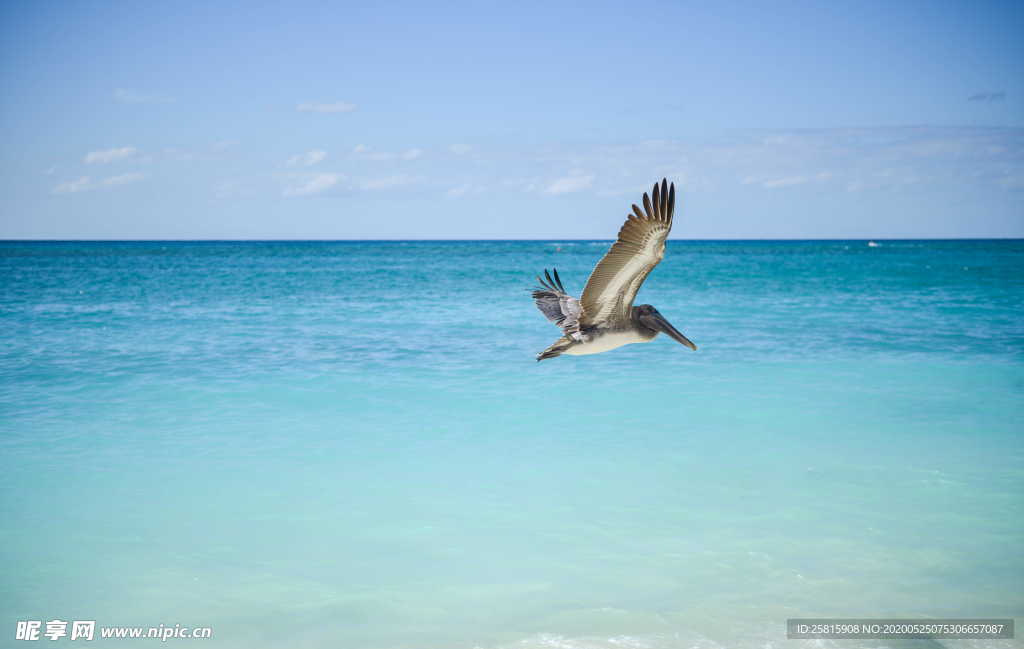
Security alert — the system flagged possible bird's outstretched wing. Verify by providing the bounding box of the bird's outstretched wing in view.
[532,268,582,337]
[579,179,675,326]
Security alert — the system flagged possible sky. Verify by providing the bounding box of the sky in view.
[1,0,1022,239]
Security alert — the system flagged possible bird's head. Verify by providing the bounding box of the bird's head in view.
[634,304,697,350]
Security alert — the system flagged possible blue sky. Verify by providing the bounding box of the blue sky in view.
[1,0,1022,239]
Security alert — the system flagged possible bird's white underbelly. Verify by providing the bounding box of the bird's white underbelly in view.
[563,330,648,355]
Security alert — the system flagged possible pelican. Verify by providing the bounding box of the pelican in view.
[531,178,697,361]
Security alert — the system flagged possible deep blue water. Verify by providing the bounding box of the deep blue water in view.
[1,240,1022,648]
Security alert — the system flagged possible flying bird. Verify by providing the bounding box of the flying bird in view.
[532,179,697,361]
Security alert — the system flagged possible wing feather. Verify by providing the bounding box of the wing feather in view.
[579,179,675,325]
[531,268,582,337]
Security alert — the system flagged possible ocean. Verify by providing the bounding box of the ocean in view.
[1,240,1022,648]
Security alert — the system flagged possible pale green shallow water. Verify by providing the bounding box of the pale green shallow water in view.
[1,240,1022,648]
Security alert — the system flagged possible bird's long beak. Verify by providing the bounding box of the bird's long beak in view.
[650,313,697,350]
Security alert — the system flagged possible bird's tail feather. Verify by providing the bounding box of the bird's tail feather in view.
[537,338,573,362]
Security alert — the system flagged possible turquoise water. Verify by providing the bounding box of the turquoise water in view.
[1,240,1022,648]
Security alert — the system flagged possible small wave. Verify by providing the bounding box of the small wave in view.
[867,241,880,247]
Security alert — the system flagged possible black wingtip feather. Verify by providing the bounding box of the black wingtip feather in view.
[660,179,668,220]
[637,179,675,222]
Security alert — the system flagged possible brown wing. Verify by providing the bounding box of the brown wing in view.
[579,179,675,326]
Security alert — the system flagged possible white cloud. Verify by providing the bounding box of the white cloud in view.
[270,127,1021,211]
[566,127,1023,197]
[352,144,391,160]
[283,173,342,197]
[358,175,416,190]
[286,150,328,167]
[449,144,472,155]
[114,88,174,104]
[53,177,93,194]
[742,171,832,190]
[84,147,137,164]
[296,101,356,113]
[545,174,593,195]
[761,176,808,189]
[52,172,143,194]
[102,172,145,186]
[279,171,416,195]
[352,145,423,161]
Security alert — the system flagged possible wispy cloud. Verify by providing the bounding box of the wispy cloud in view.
[548,127,1024,197]
[280,170,419,196]
[114,88,174,104]
[968,91,1006,102]
[283,173,342,197]
[741,172,832,189]
[286,150,328,167]
[102,172,145,187]
[160,141,237,162]
[352,144,387,160]
[52,172,145,194]
[260,127,1021,204]
[84,147,137,164]
[358,175,417,190]
[296,101,356,113]
[449,144,472,155]
[759,176,808,188]
[52,177,93,194]
[352,144,423,161]
[545,174,593,195]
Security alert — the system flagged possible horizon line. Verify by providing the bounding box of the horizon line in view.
[1,237,1022,243]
